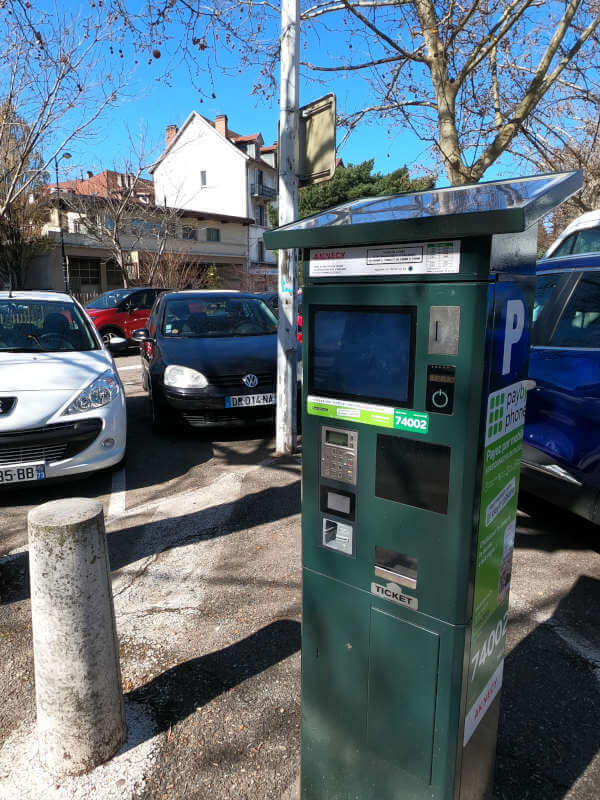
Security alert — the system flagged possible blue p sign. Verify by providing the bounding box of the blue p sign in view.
[502,299,526,376]
[493,284,530,386]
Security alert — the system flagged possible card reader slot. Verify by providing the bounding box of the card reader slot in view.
[374,546,418,590]
[322,518,354,556]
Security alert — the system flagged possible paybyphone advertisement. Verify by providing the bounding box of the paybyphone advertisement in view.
[463,284,530,747]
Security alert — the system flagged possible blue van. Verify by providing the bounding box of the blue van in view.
[522,234,600,523]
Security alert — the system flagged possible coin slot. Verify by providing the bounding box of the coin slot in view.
[374,546,418,590]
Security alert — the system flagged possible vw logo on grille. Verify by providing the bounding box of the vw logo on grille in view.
[0,398,16,416]
[242,373,259,388]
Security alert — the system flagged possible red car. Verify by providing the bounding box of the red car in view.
[85,288,166,347]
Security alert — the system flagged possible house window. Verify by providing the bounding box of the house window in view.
[128,219,145,236]
[69,258,101,285]
[257,168,264,186]
[200,171,207,187]
[257,240,264,262]
[142,221,161,236]
[207,228,221,242]
[106,259,123,286]
[182,226,197,240]
[256,205,265,226]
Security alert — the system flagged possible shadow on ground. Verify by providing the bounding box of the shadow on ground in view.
[121,393,278,495]
[125,619,301,742]
[0,476,301,605]
[494,574,600,799]
[516,491,600,555]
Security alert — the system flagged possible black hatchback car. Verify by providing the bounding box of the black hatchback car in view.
[133,291,280,430]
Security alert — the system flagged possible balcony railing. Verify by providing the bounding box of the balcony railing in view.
[251,183,277,200]
[250,261,278,275]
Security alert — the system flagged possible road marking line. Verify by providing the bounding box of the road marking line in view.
[547,618,600,684]
[108,468,126,518]
[535,611,600,684]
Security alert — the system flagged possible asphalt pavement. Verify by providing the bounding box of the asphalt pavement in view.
[0,353,599,799]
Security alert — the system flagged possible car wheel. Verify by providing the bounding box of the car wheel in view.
[150,384,173,433]
[100,327,125,348]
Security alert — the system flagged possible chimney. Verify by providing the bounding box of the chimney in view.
[215,114,228,138]
[165,124,178,147]
[86,170,93,179]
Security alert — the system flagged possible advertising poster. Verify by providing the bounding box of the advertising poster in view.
[463,281,531,745]
[463,382,526,744]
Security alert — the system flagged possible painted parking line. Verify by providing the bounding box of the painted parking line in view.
[535,610,600,684]
[546,617,600,684]
[107,468,126,518]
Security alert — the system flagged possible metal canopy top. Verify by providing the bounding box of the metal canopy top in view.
[264,171,583,250]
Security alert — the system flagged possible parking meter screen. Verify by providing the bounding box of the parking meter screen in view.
[309,306,415,407]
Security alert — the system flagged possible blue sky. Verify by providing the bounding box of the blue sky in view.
[66,63,516,188]
[59,3,519,189]
[64,63,437,183]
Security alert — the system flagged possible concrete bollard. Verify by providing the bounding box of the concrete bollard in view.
[28,498,126,777]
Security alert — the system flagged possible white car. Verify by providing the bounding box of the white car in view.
[543,209,600,259]
[0,291,126,486]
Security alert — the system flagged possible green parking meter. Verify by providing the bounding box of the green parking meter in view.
[264,173,581,800]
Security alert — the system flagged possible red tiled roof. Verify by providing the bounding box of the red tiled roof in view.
[56,170,153,199]
[230,133,260,143]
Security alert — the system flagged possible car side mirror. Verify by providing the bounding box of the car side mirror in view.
[131,328,150,342]
[109,336,129,353]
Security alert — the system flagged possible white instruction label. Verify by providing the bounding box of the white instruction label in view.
[309,241,460,277]
[371,582,418,610]
[463,661,504,745]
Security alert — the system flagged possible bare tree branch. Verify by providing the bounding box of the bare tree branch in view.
[0,1,130,216]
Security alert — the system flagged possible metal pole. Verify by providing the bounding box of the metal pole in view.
[55,156,69,293]
[276,0,300,455]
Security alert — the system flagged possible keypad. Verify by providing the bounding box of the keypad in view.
[321,445,357,484]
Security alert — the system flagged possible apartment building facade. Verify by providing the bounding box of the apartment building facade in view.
[28,169,254,296]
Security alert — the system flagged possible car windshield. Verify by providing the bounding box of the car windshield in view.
[0,299,99,352]
[87,289,133,309]
[162,297,278,337]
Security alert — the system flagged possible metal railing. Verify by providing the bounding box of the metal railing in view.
[71,290,100,305]
[250,183,277,200]
[249,261,278,274]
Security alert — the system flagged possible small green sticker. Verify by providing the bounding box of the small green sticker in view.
[393,410,429,435]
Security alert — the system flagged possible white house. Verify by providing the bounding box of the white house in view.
[150,112,278,290]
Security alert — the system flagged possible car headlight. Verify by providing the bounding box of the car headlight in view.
[63,370,120,415]
[164,364,209,389]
